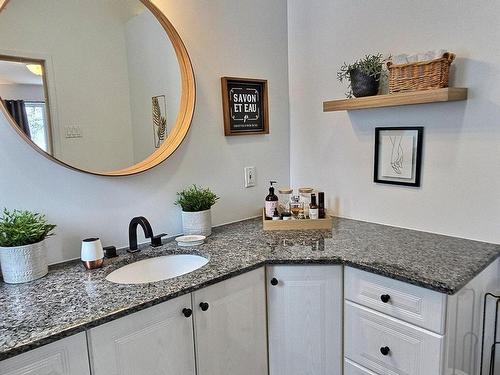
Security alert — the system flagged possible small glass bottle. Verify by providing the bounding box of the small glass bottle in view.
[318,192,326,219]
[309,194,319,219]
[299,188,313,218]
[290,195,304,219]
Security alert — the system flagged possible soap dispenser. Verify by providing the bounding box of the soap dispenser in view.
[265,181,279,219]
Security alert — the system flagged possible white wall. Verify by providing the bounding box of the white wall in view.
[288,0,500,244]
[125,10,181,163]
[0,0,290,264]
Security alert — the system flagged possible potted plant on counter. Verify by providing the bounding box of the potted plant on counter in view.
[337,53,387,98]
[0,209,56,284]
[175,185,219,236]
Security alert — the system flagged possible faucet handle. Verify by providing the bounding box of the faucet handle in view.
[151,233,168,247]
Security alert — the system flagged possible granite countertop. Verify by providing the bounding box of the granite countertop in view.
[1,217,499,360]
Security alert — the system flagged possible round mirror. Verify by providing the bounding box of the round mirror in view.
[0,0,195,176]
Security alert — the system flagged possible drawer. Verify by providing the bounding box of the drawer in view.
[344,359,378,375]
[345,301,444,375]
[345,267,447,333]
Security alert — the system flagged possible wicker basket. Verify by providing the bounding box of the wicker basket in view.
[387,52,455,93]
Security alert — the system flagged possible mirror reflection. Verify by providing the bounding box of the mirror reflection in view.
[0,0,182,174]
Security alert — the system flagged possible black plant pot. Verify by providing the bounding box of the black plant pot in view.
[350,69,379,97]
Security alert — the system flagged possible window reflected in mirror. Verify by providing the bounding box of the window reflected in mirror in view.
[0,57,51,153]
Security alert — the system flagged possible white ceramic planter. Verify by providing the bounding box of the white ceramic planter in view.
[0,240,48,284]
[182,209,212,236]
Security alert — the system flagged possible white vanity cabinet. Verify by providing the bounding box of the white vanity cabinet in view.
[88,294,196,375]
[344,260,500,375]
[0,333,90,375]
[193,268,268,375]
[88,268,267,375]
[267,265,343,375]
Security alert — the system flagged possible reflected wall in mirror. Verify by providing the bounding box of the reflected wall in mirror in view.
[0,0,195,176]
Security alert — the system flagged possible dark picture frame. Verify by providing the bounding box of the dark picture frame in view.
[374,127,424,187]
[221,77,269,136]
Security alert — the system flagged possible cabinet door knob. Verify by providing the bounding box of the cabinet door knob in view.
[182,308,192,318]
[380,346,390,356]
[199,302,210,311]
[270,278,279,286]
[380,294,391,303]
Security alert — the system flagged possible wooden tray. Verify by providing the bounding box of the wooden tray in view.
[262,209,333,231]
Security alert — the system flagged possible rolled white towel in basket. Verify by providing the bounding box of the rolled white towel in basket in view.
[392,49,448,64]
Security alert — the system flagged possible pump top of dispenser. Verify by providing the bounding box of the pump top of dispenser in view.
[268,181,277,195]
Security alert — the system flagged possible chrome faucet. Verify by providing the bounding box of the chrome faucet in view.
[128,216,167,253]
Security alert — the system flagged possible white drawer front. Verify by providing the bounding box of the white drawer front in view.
[344,359,378,375]
[345,301,444,375]
[345,267,447,333]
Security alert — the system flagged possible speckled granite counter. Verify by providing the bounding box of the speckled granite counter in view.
[1,217,499,360]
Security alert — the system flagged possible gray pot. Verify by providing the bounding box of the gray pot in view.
[350,68,380,97]
[0,240,48,284]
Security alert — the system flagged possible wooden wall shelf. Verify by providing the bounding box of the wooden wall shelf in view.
[323,88,468,112]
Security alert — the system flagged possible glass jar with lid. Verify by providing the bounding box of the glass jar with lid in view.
[278,188,293,216]
[298,188,314,218]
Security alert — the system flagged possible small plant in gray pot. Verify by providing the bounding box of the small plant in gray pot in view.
[337,54,387,98]
[0,209,56,284]
[175,185,219,237]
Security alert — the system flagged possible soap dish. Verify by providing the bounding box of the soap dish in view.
[175,235,206,247]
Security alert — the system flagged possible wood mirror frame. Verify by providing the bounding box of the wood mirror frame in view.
[0,0,195,176]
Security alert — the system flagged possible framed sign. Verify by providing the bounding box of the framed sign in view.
[221,77,269,136]
[374,127,424,187]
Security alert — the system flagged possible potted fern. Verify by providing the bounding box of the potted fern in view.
[175,185,219,236]
[337,54,387,98]
[0,209,56,284]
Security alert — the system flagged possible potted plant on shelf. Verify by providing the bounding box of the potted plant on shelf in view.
[0,209,56,284]
[175,185,219,236]
[337,54,387,98]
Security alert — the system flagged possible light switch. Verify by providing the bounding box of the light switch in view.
[244,167,256,188]
[65,125,83,139]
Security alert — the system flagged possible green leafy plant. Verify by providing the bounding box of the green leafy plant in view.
[337,54,388,98]
[175,185,219,212]
[0,209,56,247]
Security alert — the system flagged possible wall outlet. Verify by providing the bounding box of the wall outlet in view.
[244,167,256,188]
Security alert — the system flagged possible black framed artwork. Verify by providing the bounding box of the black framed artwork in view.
[221,77,269,136]
[374,127,424,187]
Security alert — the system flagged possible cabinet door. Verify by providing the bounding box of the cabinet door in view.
[88,294,195,375]
[0,333,90,375]
[193,267,267,375]
[267,265,343,375]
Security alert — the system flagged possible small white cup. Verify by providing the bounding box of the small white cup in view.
[81,238,104,262]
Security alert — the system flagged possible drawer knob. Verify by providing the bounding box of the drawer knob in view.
[380,346,390,356]
[182,308,192,318]
[380,294,391,303]
[270,278,279,286]
[199,302,210,311]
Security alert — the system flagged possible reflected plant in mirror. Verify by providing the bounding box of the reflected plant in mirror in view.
[152,95,167,149]
[0,0,195,176]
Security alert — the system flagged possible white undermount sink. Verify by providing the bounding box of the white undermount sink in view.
[105,254,209,285]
